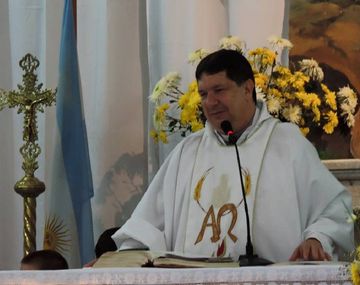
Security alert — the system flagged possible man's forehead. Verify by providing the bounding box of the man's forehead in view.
[198,72,231,89]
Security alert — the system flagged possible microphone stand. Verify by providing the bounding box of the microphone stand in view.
[229,135,273,266]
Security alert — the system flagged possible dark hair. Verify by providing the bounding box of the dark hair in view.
[95,227,119,258]
[21,250,69,270]
[195,49,256,102]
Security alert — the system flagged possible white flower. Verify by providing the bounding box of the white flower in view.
[347,213,358,223]
[219,36,244,51]
[149,72,181,103]
[299,59,324,82]
[346,114,355,127]
[282,105,302,124]
[341,102,353,114]
[256,87,266,101]
[267,35,293,50]
[188,49,210,65]
[266,96,282,115]
[338,86,358,111]
[340,103,355,127]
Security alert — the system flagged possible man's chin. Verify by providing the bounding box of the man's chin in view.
[209,119,229,132]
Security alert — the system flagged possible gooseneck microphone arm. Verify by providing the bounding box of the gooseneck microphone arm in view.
[233,141,253,257]
[220,120,273,266]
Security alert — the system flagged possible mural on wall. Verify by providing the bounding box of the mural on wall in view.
[289,0,360,158]
[93,152,146,239]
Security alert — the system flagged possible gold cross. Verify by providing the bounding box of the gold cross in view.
[0,53,56,256]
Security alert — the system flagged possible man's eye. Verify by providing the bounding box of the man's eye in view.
[199,92,207,98]
[214,88,224,93]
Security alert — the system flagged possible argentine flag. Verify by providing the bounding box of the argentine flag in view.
[44,0,94,267]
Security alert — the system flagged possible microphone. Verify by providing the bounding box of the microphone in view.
[220,120,273,266]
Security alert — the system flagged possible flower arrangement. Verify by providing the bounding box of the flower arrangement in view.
[348,208,360,284]
[351,247,360,284]
[149,35,358,143]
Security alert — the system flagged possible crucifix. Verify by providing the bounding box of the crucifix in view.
[0,53,56,256]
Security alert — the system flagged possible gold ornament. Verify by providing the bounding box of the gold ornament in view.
[0,54,56,256]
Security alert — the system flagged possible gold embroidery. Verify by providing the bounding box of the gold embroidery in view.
[194,168,251,214]
[217,203,238,243]
[194,205,219,244]
[193,167,251,254]
[195,203,238,245]
[244,169,251,196]
[193,167,213,212]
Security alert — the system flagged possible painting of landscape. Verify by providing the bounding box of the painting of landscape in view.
[289,0,360,158]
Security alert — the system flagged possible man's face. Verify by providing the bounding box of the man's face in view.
[198,71,256,133]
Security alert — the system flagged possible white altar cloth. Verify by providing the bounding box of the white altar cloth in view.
[0,264,351,285]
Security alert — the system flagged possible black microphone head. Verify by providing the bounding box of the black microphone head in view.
[220,120,233,135]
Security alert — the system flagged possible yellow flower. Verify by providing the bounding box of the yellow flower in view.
[248,48,276,68]
[255,73,269,91]
[153,103,170,130]
[150,35,358,144]
[323,123,334,134]
[268,88,282,98]
[300,127,310,136]
[312,106,321,122]
[326,111,339,125]
[178,93,189,108]
[179,81,200,109]
[289,72,309,90]
[158,131,168,144]
[180,107,197,125]
[310,93,321,107]
[188,92,201,108]
[188,81,198,93]
[351,261,360,285]
[323,111,338,134]
[322,84,337,111]
[274,65,291,76]
[190,120,204,132]
[274,78,288,89]
[150,129,158,142]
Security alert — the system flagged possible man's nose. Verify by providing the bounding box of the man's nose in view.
[205,92,218,105]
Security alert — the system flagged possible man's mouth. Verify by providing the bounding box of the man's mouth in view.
[209,110,226,117]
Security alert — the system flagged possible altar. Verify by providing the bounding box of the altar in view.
[0,263,351,285]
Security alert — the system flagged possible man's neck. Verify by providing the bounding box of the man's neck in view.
[216,104,260,144]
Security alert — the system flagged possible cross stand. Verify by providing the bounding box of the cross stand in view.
[0,54,56,256]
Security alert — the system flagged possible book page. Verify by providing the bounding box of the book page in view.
[93,250,240,268]
[93,250,160,268]
[153,256,239,268]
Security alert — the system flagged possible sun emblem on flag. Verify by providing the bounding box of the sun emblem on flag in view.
[43,215,71,254]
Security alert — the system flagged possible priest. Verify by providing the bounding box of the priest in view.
[112,49,354,262]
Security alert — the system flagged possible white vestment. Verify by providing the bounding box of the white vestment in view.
[112,101,354,262]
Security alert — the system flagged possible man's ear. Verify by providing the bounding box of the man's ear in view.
[243,79,255,97]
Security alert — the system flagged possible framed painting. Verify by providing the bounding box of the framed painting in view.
[289,0,360,159]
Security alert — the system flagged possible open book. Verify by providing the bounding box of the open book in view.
[93,250,239,268]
